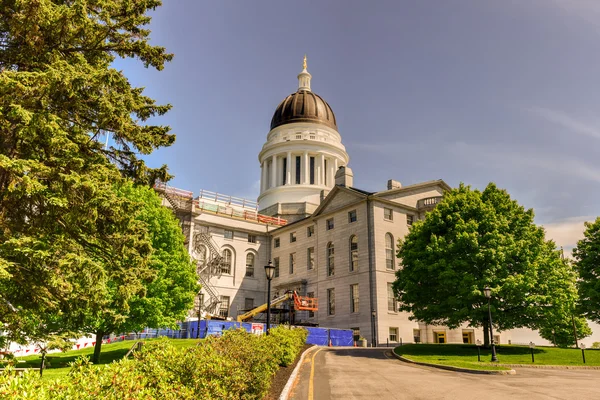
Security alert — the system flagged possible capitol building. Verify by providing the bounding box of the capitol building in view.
[157,58,510,346]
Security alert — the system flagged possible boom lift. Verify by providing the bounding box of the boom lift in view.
[236,291,318,322]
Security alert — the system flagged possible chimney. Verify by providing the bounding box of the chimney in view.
[335,166,354,188]
[387,179,402,190]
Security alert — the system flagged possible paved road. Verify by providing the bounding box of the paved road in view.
[289,347,600,400]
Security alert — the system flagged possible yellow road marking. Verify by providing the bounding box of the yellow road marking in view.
[308,347,324,400]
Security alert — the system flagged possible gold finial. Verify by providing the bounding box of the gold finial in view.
[303,54,307,70]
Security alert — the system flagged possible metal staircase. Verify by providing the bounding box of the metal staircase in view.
[192,227,224,316]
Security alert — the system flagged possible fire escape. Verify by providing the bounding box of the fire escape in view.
[154,183,223,316]
[192,227,224,316]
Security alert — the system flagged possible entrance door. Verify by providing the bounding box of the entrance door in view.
[434,331,446,343]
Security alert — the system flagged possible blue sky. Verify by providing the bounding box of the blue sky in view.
[114,0,600,252]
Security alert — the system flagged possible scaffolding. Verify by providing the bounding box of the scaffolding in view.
[153,182,288,316]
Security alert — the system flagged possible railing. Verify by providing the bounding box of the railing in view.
[198,189,258,211]
[154,183,194,199]
[194,200,287,226]
[417,196,443,209]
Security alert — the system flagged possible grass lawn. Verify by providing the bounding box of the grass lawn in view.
[1,338,202,380]
[394,344,600,371]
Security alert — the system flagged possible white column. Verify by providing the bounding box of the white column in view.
[260,161,265,192]
[271,155,277,188]
[334,158,338,176]
[286,151,292,185]
[318,154,325,186]
[303,151,309,184]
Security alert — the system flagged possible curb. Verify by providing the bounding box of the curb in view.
[391,350,516,375]
[496,364,600,370]
[279,345,316,400]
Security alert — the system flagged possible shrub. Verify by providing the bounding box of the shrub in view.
[0,328,308,400]
[266,325,309,367]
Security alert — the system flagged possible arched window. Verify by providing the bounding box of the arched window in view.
[221,249,232,274]
[349,235,358,272]
[385,233,394,270]
[196,246,208,273]
[327,242,335,276]
[245,253,255,277]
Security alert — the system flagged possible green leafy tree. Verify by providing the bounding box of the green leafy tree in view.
[0,1,174,344]
[573,217,600,324]
[83,183,198,364]
[394,183,578,345]
[539,315,592,348]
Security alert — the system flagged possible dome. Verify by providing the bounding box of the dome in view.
[270,90,338,131]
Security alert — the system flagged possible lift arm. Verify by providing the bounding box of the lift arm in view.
[236,292,292,322]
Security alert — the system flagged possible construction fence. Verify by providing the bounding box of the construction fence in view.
[140,321,354,346]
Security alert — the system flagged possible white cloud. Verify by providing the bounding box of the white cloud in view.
[542,216,594,253]
[449,141,600,183]
[527,107,600,140]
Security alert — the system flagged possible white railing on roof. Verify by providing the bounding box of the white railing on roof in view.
[198,189,258,211]
[193,199,287,226]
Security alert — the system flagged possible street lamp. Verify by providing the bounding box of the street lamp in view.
[264,261,275,335]
[371,310,377,347]
[483,286,498,362]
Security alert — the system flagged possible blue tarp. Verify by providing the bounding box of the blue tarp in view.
[329,329,354,346]
[305,327,329,346]
[143,321,353,346]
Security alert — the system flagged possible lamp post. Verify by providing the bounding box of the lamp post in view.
[196,292,202,339]
[264,261,275,335]
[483,286,498,362]
[371,310,377,347]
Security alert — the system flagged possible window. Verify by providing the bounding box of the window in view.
[274,238,280,248]
[307,247,315,270]
[348,210,357,223]
[307,292,315,317]
[387,282,397,312]
[289,253,296,274]
[245,298,254,310]
[245,253,255,277]
[307,225,314,237]
[326,218,334,230]
[296,134,302,140]
[406,215,414,226]
[389,327,398,342]
[221,249,232,274]
[413,329,421,343]
[350,284,359,313]
[327,242,335,276]
[349,235,358,272]
[434,331,446,344]
[197,245,207,266]
[327,288,335,315]
[224,229,234,239]
[462,331,473,344]
[290,232,296,243]
[352,327,360,341]
[248,234,256,243]
[384,208,393,221]
[282,157,287,185]
[273,257,280,278]
[385,233,394,270]
[219,296,230,318]
[295,156,301,184]
[310,157,315,184]
[494,335,500,345]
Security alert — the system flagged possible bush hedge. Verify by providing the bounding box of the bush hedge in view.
[0,327,308,400]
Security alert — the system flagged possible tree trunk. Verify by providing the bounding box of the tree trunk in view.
[483,320,490,347]
[92,330,104,364]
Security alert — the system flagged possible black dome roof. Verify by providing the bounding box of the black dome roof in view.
[270,90,337,131]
